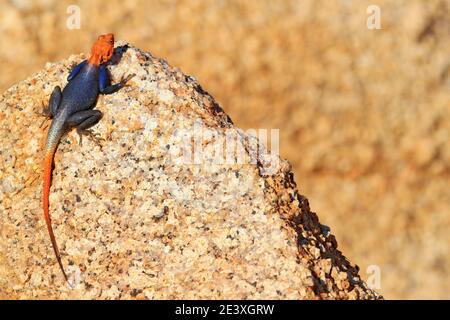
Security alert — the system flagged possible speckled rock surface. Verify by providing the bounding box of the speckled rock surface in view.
[0,43,380,299]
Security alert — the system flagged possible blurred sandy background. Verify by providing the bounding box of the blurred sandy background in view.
[1,0,449,299]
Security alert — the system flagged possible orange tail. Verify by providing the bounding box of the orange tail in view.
[43,147,68,282]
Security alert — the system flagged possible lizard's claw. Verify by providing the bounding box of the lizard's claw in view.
[77,129,104,147]
[121,73,136,87]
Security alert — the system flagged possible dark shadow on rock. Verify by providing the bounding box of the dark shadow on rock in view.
[108,45,130,66]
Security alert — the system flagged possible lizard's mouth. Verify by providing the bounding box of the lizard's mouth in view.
[88,33,115,65]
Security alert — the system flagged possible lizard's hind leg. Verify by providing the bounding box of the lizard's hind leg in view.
[42,86,62,117]
[67,110,103,146]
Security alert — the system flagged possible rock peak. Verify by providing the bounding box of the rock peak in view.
[0,43,380,299]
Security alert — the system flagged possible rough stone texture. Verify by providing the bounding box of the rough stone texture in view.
[0,43,380,299]
[2,0,449,300]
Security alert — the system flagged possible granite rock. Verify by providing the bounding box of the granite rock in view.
[0,43,380,299]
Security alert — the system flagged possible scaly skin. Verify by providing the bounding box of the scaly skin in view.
[42,33,134,282]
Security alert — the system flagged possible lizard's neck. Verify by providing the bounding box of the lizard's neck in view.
[88,54,102,66]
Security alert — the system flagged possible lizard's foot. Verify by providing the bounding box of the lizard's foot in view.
[38,102,53,127]
[37,101,53,118]
[42,107,52,118]
[121,73,136,87]
[77,129,104,147]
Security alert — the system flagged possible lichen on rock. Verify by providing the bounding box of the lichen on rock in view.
[0,42,381,299]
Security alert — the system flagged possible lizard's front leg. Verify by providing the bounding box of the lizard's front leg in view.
[99,65,135,95]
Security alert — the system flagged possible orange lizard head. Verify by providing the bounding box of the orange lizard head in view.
[88,33,115,65]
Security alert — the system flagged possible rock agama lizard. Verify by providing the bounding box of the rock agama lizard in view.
[42,33,134,282]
